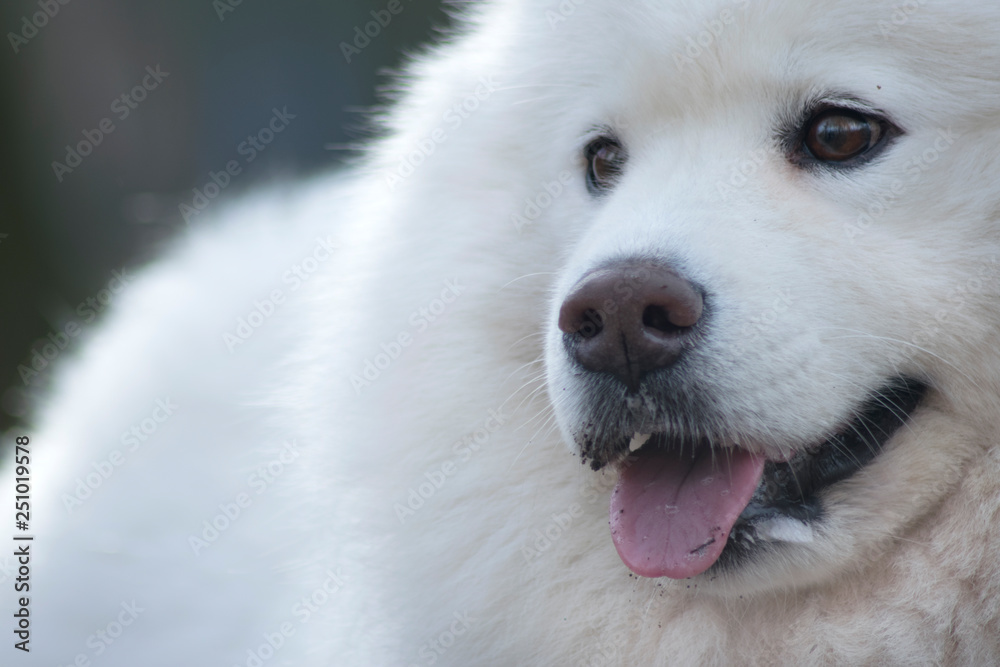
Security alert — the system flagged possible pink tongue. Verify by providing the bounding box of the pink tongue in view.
[610,446,765,579]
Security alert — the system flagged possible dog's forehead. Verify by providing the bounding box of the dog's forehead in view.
[509,0,1000,124]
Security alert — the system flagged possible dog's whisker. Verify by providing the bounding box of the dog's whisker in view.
[500,356,546,385]
[498,272,558,292]
[811,327,984,394]
[509,411,561,470]
[504,331,548,354]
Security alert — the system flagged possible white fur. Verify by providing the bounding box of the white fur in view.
[8,1,1000,664]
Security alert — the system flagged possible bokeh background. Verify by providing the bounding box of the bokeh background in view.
[0,0,449,432]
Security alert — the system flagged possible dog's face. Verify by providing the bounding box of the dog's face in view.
[502,0,1000,594]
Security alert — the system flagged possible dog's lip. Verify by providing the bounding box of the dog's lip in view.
[607,377,927,478]
[599,377,928,575]
[727,377,927,536]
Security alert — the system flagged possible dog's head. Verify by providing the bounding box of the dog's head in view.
[472,0,1000,594]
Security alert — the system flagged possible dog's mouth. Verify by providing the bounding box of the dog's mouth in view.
[605,378,928,579]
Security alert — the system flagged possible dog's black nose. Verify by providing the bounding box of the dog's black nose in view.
[558,262,703,391]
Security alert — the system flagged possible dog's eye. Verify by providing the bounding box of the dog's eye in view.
[802,109,884,163]
[585,137,627,194]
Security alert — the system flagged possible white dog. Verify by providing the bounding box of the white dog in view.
[9,0,1000,665]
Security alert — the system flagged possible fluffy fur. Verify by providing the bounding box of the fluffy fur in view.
[8,1,1000,664]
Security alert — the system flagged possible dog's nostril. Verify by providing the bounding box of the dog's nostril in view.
[579,309,604,338]
[558,261,704,391]
[642,305,682,335]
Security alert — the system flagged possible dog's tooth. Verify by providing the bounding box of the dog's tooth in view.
[755,517,814,544]
[629,433,652,452]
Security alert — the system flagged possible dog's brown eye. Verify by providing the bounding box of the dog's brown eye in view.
[586,137,627,194]
[803,110,882,163]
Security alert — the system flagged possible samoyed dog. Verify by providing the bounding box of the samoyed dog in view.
[9,0,1000,665]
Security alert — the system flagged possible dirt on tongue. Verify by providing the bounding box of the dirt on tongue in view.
[609,444,764,579]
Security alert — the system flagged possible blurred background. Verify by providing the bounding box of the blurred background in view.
[0,0,449,432]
